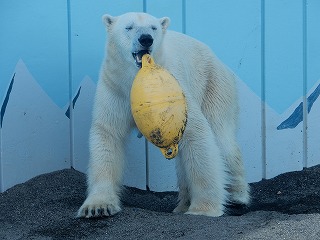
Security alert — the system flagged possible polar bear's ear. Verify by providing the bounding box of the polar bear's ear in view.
[160,17,170,31]
[102,14,116,31]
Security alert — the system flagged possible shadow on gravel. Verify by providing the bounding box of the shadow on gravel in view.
[122,165,320,216]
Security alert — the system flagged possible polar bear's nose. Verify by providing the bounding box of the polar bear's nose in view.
[138,34,153,47]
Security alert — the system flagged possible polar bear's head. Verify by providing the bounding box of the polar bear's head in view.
[102,12,170,68]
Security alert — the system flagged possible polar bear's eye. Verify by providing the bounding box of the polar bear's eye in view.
[125,25,133,31]
[151,26,157,31]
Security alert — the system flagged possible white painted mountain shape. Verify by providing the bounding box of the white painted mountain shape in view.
[0,59,70,191]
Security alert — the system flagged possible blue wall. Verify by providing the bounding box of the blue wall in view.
[1,0,319,112]
[1,0,320,191]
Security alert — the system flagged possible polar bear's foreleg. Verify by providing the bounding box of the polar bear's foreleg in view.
[77,124,125,218]
[178,110,229,217]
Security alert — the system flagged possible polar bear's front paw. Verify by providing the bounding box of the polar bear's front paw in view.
[185,208,224,217]
[77,194,121,218]
[185,202,224,217]
[77,203,121,218]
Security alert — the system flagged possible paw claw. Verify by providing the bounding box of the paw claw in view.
[77,195,121,218]
[78,204,121,218]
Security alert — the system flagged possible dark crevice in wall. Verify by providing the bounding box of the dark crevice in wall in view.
[65,86,81,119]
[1,74,15,128]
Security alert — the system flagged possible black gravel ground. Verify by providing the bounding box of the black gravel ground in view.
[1,165,320,239]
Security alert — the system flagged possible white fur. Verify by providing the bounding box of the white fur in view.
[77,12,250,218]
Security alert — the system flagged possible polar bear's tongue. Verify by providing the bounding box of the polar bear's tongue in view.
[132,50,150,68]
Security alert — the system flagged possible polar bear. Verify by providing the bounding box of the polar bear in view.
[77,12,250,218]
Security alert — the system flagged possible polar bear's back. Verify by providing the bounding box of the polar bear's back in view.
[160,30,238,124]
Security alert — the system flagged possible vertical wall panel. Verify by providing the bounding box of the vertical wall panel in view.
[0,0,70,191]
[146,0,183,191]
[0,1,70,108]
[146,0,183,32]
[69,0,110,174]
[104,0,144,16]
[306,0,320,167]
[264,0,303,178]
[186,0,263,182]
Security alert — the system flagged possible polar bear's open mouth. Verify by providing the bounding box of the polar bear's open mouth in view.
[132,50,150,68]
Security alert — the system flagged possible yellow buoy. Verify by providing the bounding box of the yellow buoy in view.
[130,54,187,159]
